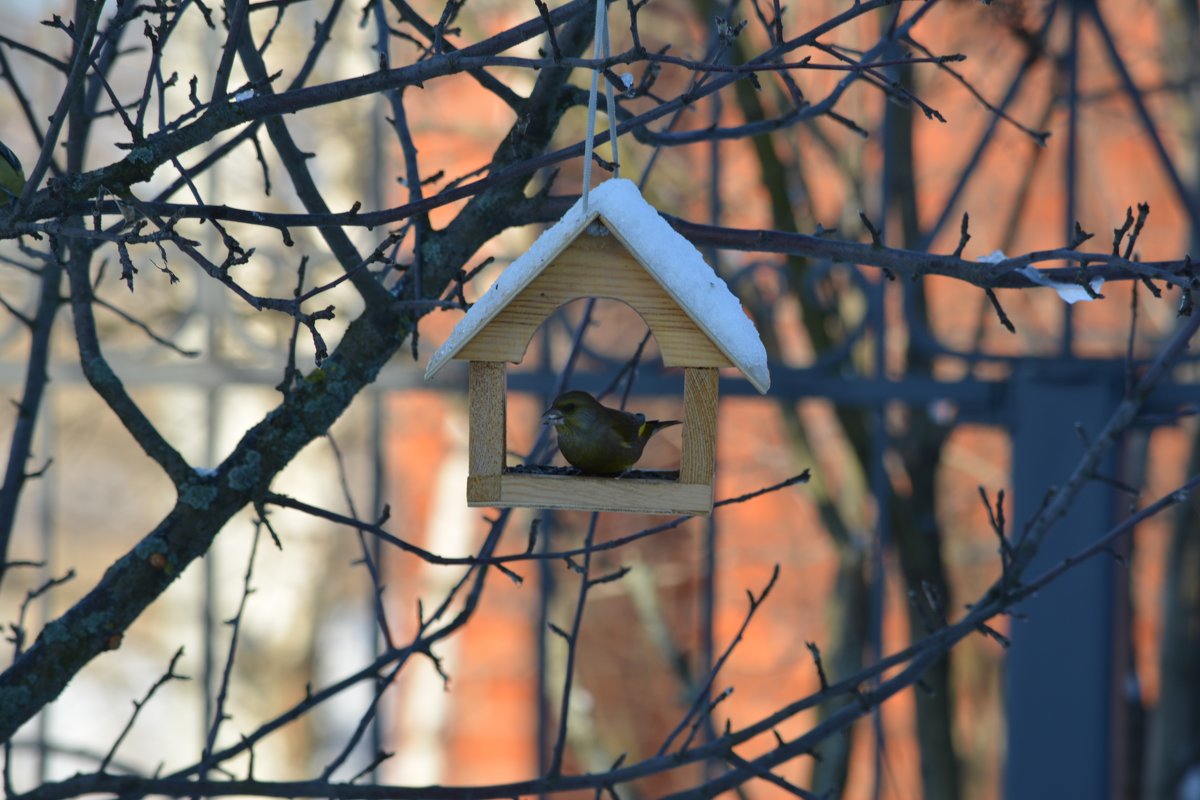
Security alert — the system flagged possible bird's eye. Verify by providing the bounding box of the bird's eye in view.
[562,403,575,411]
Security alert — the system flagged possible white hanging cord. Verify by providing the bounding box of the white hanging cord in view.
[581,0,619,212]
[601,4,619,180]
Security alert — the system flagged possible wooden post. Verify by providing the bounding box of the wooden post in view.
[467,361,506,503]
[680,367,718,486]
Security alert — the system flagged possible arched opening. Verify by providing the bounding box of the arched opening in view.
[517,296,685,474]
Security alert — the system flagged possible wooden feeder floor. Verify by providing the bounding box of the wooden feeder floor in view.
[506,464,682,481]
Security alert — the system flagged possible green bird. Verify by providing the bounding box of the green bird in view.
[542,390,681,475]
[0,140,25,205]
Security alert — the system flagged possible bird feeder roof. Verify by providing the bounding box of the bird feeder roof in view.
[423,178,770,393]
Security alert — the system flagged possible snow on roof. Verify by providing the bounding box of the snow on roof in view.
[423,178,771,393]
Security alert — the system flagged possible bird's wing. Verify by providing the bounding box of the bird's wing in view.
[0,142,22,176]
[598,406,642,442]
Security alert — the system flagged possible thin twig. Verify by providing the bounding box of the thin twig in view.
[100,648,189,773]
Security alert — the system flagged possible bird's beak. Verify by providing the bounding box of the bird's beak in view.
[542,408,564,426]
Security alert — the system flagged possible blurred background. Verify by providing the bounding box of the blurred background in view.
[0,0,1197,798]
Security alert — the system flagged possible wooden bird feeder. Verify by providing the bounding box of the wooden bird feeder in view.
[424,179,770,516]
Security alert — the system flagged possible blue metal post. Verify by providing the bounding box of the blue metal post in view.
[1005,364,1124,799]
